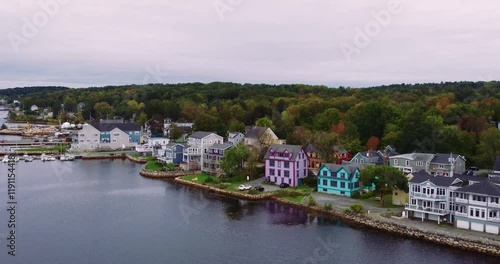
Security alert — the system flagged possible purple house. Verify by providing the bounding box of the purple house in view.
[264,144,309,187]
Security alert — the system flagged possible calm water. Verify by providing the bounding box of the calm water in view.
[0,160,498,264]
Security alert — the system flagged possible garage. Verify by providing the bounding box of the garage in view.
[485,225,499,235]
[456,219,469,229]
[470,222,484,232]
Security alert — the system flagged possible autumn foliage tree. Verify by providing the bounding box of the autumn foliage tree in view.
[366,136,380,151]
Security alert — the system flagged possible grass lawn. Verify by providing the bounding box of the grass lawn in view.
[361,194,404,208]
[145,161,164,171]
[283,196,305,203]
[182,174,215,183]
[130,153,140,158]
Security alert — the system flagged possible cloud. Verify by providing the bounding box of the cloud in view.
[1,0,499,89]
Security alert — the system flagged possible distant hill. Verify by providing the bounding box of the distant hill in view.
[0,86,69,96]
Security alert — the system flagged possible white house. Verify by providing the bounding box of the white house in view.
[182,131,223,170]
[72,123,142,151]
[227,132,244,145]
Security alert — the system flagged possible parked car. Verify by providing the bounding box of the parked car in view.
[238,185,251,191]
[253,186,264,192]
[279,183,290,188]
[468,166,479,171]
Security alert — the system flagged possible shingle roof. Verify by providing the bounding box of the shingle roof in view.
[431,153,463,164]
[391,153,435,162]
[189,131,216,139]
[264,144,303,160]
[409,171,461,187]
[245,126,268,139]
[456,181,500,196]
[305,144,319,153]
[208,143,234,150]
[455,174,488,183]
[493,156,500,171]
[90,123,141,132]
[333,146,348,153]
[321,163,361,177]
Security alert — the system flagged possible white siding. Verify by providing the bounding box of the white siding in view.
[485,225,499,235]
[456,220,469,229]
[470,222,484,232]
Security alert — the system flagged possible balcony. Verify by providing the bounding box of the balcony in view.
[405,204,448,215]
[454,211,468,217]
[454,198,469,204]
[411,192,447,200]
[488,202,500,208]
[469,200,487,206]
[487,217,500,223]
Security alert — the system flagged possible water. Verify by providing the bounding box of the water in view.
[0,160,498,264]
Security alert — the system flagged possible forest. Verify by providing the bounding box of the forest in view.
[2,81,500,168]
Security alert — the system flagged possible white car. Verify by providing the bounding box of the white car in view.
[238,185,251,191]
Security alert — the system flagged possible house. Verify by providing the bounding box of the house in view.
[332,146,352,164]
[405,171,500,234]
[164,118,193,138]
[350,145,398,165]
[203,143,234,174]
[72,123,142,151]
[305,144,323,172]
[317,163,371,197]
[389,153,436,175]
[182,131,223,170]
[30,105,39,112]
[227,132,244,145]
[392,173,414,205]
[429,153,466,176]
[244,126,281,148]
[264,144,308,187]
[157,143,186,164]
[145,117,165,137]
[149,137,170,156]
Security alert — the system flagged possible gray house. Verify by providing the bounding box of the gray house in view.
[350,145,398,165]
[390,152,466,176]
[389,153,435,174]
[429,153,466,176]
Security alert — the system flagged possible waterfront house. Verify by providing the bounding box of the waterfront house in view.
[182,131,223,170]
[317,163,371,197]
[227,131,245,145]
[390,153,435,175]
[158,142,186,164]
[202,143,234,174]
[264,144,308,187]
[244,126,281,148]
[164,118,193,138]
[350,145,398,165]
[305,144,323,172]
[390,153,466,176]
[72,123,142,151]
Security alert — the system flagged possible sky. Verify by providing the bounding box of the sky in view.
[1,0,500,89]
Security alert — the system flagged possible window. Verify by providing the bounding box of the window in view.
[490,211,499,218]
[278,170,281,176]
[323,179,327,186]
[284,171,290,177]
[269,169,275,176]
[289,179,291,184]
[284,162,290,168]
[322,170,327,176]
[411,199,416,205]
[491,197,499,204]
[354,182,359,188]
[94,134,98,136]
[270,160,275,167]
[340,172,346,178]
[278,161,281,168]
[303,160,306,166]
[340,191,345,195]
[353,159,358,163]
[472,195,486,202]
[360,159,365,164]
[340,182,345,189]
[440,203,446,210]
[416,161,423,166]
[437,188,445,196]
[438,164,445,168]
[405,160,410,166]
[113,133,120,136]
[330,181,336,187]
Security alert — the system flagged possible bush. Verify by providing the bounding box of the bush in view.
[350,204,365,214]
[308,196,317,206]
[215,183,228,189]
[248,189,260,195]
[302,176,318,188]
[360,190,376,199]
[275,190,302,198]
[204,177,214,183]
[324,203,333,211]
[343,208,352,214]
[351,191,361,199]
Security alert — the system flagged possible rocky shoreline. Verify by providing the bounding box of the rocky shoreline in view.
[171,176,500,256]
[139,169,202,179]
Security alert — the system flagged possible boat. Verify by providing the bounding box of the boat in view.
[1,155,8,163]
[59,154,75,161]
[60,155,67,161]
[25,157,34,162]
[41,154,56,161]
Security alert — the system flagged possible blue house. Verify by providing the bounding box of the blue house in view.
[158,143,186,164]
[317,163,372,197]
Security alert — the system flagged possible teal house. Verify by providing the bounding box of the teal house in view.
[317,163,372,197]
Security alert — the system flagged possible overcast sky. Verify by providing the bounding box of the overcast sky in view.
[1,0,499,89]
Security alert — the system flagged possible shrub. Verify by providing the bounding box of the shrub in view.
[302,176,318,188]
[350,204,365,214]
[248,189,260,195]
[324,203,333,211]
[343,208,352,214]
[204,177,214,183]
[308,196,317,206]
[215,183,228,189]
[351,191,361,199]
[360,190,376,199]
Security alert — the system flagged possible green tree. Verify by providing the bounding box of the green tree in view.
[94,102,114,120]
[255,116,275,130]
[63,96,77,112]
[359,165,408,207]
[314,108,341,131]
[169,123,184,140]
[220,144,250,177]
[136,112,148,126]
[477,127,500,168]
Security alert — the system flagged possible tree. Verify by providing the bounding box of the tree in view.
[220,145,250,177]
[94,102,114,120]
[136,112,148,126]
[314,108,341,131]
[63,96,77,112]
[477,127,500,168]
[255,116,275,130]
[169,123,184,140]
[359,165,408,207]
[366,136,380,151]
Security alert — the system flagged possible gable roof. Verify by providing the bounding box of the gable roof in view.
[493,156,500,171]
[189,131,216,139]
[90,123,141,132]
[305,144,319,153]
[456,181,500,196]
[333,146,348,154]
[208,143,234,150]
[264,144,303,160]
[390,153,435,162]
[321,163,361,175]
[408,171,461,187]
[431,153,464,164]
[245,126,268,139]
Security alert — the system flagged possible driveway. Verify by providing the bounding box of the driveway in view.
[246,177,281,192]
[311,192,401,214]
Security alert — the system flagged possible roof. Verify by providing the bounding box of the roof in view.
[455,173,488,183]
[90,123,141,132]
[245,126,268,139]
[408,171,461,187]
[305,144,319,153]
[390,153,435,162]
[208,143,234,150]
[430,153,463,164]
[321,163,361,177]
[189,131,216,139]
[456,181,500,196]
[493,156,500,171]
[333,146,348,153]
[165,142,187,148]
[264,144,303,160]
[228,132,244,138]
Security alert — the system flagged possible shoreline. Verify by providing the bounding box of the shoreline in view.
[165,175,500,256]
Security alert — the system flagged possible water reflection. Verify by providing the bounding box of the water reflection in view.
[264,200,308,226]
